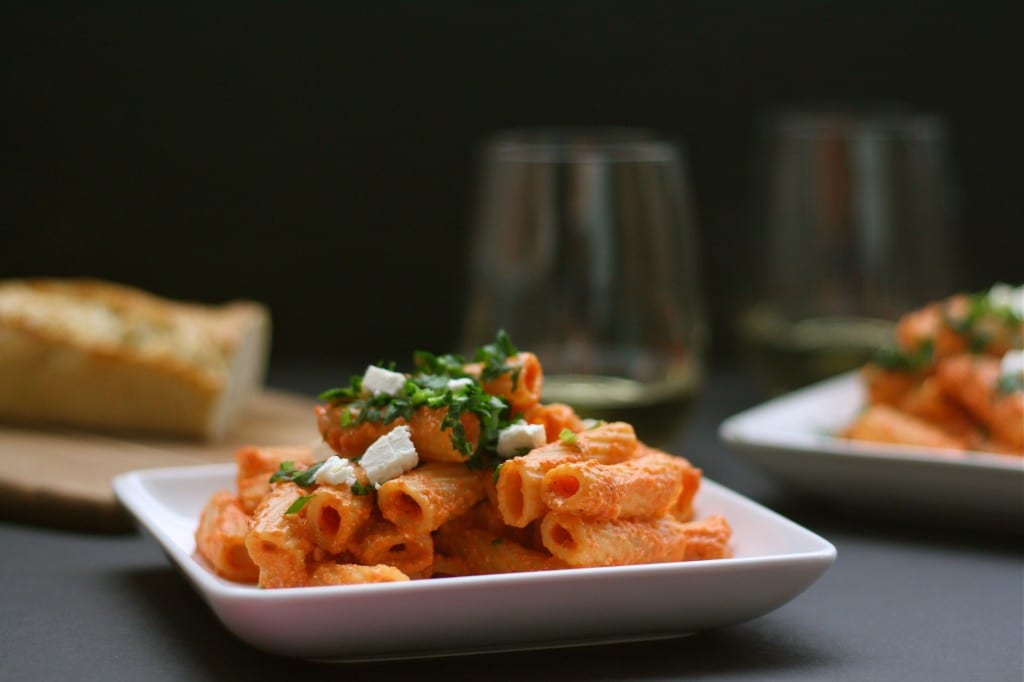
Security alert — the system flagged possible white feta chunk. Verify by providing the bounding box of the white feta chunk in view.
[361,365,407,396]
[446,377,474,392]
[497,422,547,458]
[988,283,1024,320]
[314,455,358,487]
[360,425,419,486]
[1000,349,1024,385]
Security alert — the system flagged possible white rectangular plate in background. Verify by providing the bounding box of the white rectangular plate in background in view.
[114,464,836,661]
[719,372,1024,521]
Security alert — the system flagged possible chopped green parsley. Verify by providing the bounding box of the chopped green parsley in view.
[315,331,522,468]
[285,495,312,515]
[269,460,327,488]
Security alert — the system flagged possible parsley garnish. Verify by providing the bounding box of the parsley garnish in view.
[476,329,521,387]
[413,350,469,377]
[997,373,1024,395]
[350,481,375,496]
[285,495,312,515]
[945,289,1023,349]
[559,428,578,445]
[491,538,504,546]
[318,375,363,402]
[314,333,525,464]
[872,338,934,372]
[269,460,327,488]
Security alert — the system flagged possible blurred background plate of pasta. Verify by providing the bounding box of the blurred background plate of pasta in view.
[719,374,1024,529]
[722,283,1024,528]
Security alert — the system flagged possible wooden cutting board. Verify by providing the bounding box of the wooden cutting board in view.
[0,389,321,532]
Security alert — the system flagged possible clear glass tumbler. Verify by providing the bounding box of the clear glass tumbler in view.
[738,110,957,393]
[460,129,707,447]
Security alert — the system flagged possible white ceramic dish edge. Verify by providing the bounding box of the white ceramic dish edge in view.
[719,372,1024,519]
[114,463,836,660]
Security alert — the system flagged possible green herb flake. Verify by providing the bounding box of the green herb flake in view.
[350,481,375,496]
[997,373,1024,395]
[413,350,468,377]
[559,428,579,445]
[270,460,327,489]
[285,495,312,515]
[318,375,363,402]
[872,338,934,373]
[490,538,504,546]
[315,333,521,463]
[476,329,521,387]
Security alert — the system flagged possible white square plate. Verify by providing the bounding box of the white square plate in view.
[113,463,836,661]
[719,372,1024,521]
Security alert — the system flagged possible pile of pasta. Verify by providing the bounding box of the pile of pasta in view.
[195,335,731,588]
[843,284,1024,456]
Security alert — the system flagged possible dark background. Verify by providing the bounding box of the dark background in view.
[3,1,1022,366]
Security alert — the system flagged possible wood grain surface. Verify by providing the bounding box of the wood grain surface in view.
[0,389,320,532]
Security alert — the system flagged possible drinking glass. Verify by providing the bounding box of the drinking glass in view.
[738,110,957,393]
[460,129,706,447]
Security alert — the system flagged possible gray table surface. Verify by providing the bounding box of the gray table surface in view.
[2,364,1021,681]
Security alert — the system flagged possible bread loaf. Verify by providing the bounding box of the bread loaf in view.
[0,279,271,440]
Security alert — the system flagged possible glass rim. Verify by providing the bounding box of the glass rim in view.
[765,108,946,140]
[483,127,683,163]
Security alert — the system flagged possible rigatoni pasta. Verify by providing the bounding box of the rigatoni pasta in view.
[541,450,689,520]
[194,331,731,588]
[539,513,731,567]
[377,462,487,532]
[843,284,1024,456]
[194,491,259,582]
[303,485,375,555]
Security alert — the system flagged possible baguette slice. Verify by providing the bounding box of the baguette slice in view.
[0,279,271,440]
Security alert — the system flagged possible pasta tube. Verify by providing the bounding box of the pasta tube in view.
[349,515,434,579]
[495,421,639,527]
[571,421,639,463]
[377,462,487,533]
[495,448,585,527]
[407,407,481,462]
[539,512,731,567]
[670,459,703,522]
[434,521,566,575]
[466,352,544,412]
[304,485,375,555]
[316,403,402,458]
[895,375,976,438]
[936,354,1024,450]
[522,402,584,441]
[842,404,965,451]
[678,515,733,561]
[305,562,409,586]
[541,450,688,520]
[236,444,313,514]
[245,483,315,588]
[194,491,259,583]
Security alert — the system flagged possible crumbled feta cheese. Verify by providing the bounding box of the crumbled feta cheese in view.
[1001,349,1024,383]
[446,377,474,392]
[988,283,1024,319]
[361,365,407,396]
[360,425,419,486]
[314,455,358,487]
[497,422,547,458]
